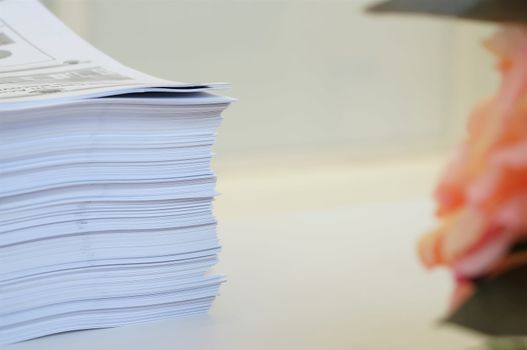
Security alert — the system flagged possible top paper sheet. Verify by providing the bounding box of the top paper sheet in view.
[0,0,223,109]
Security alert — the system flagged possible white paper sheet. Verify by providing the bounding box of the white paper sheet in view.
[0,0,225,108]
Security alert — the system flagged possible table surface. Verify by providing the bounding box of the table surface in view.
[2,154,482,350]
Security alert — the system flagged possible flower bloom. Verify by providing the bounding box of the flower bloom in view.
[418,27,527,286]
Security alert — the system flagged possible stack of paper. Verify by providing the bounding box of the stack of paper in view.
[0,0,232,343]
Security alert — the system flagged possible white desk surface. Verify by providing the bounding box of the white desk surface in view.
[2,154,482,349]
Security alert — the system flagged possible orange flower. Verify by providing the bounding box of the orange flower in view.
[419,26,527,280]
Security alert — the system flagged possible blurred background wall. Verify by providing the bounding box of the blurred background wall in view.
[42,0,498,162]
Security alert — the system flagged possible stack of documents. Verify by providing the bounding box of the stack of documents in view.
[0,0,232,343]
